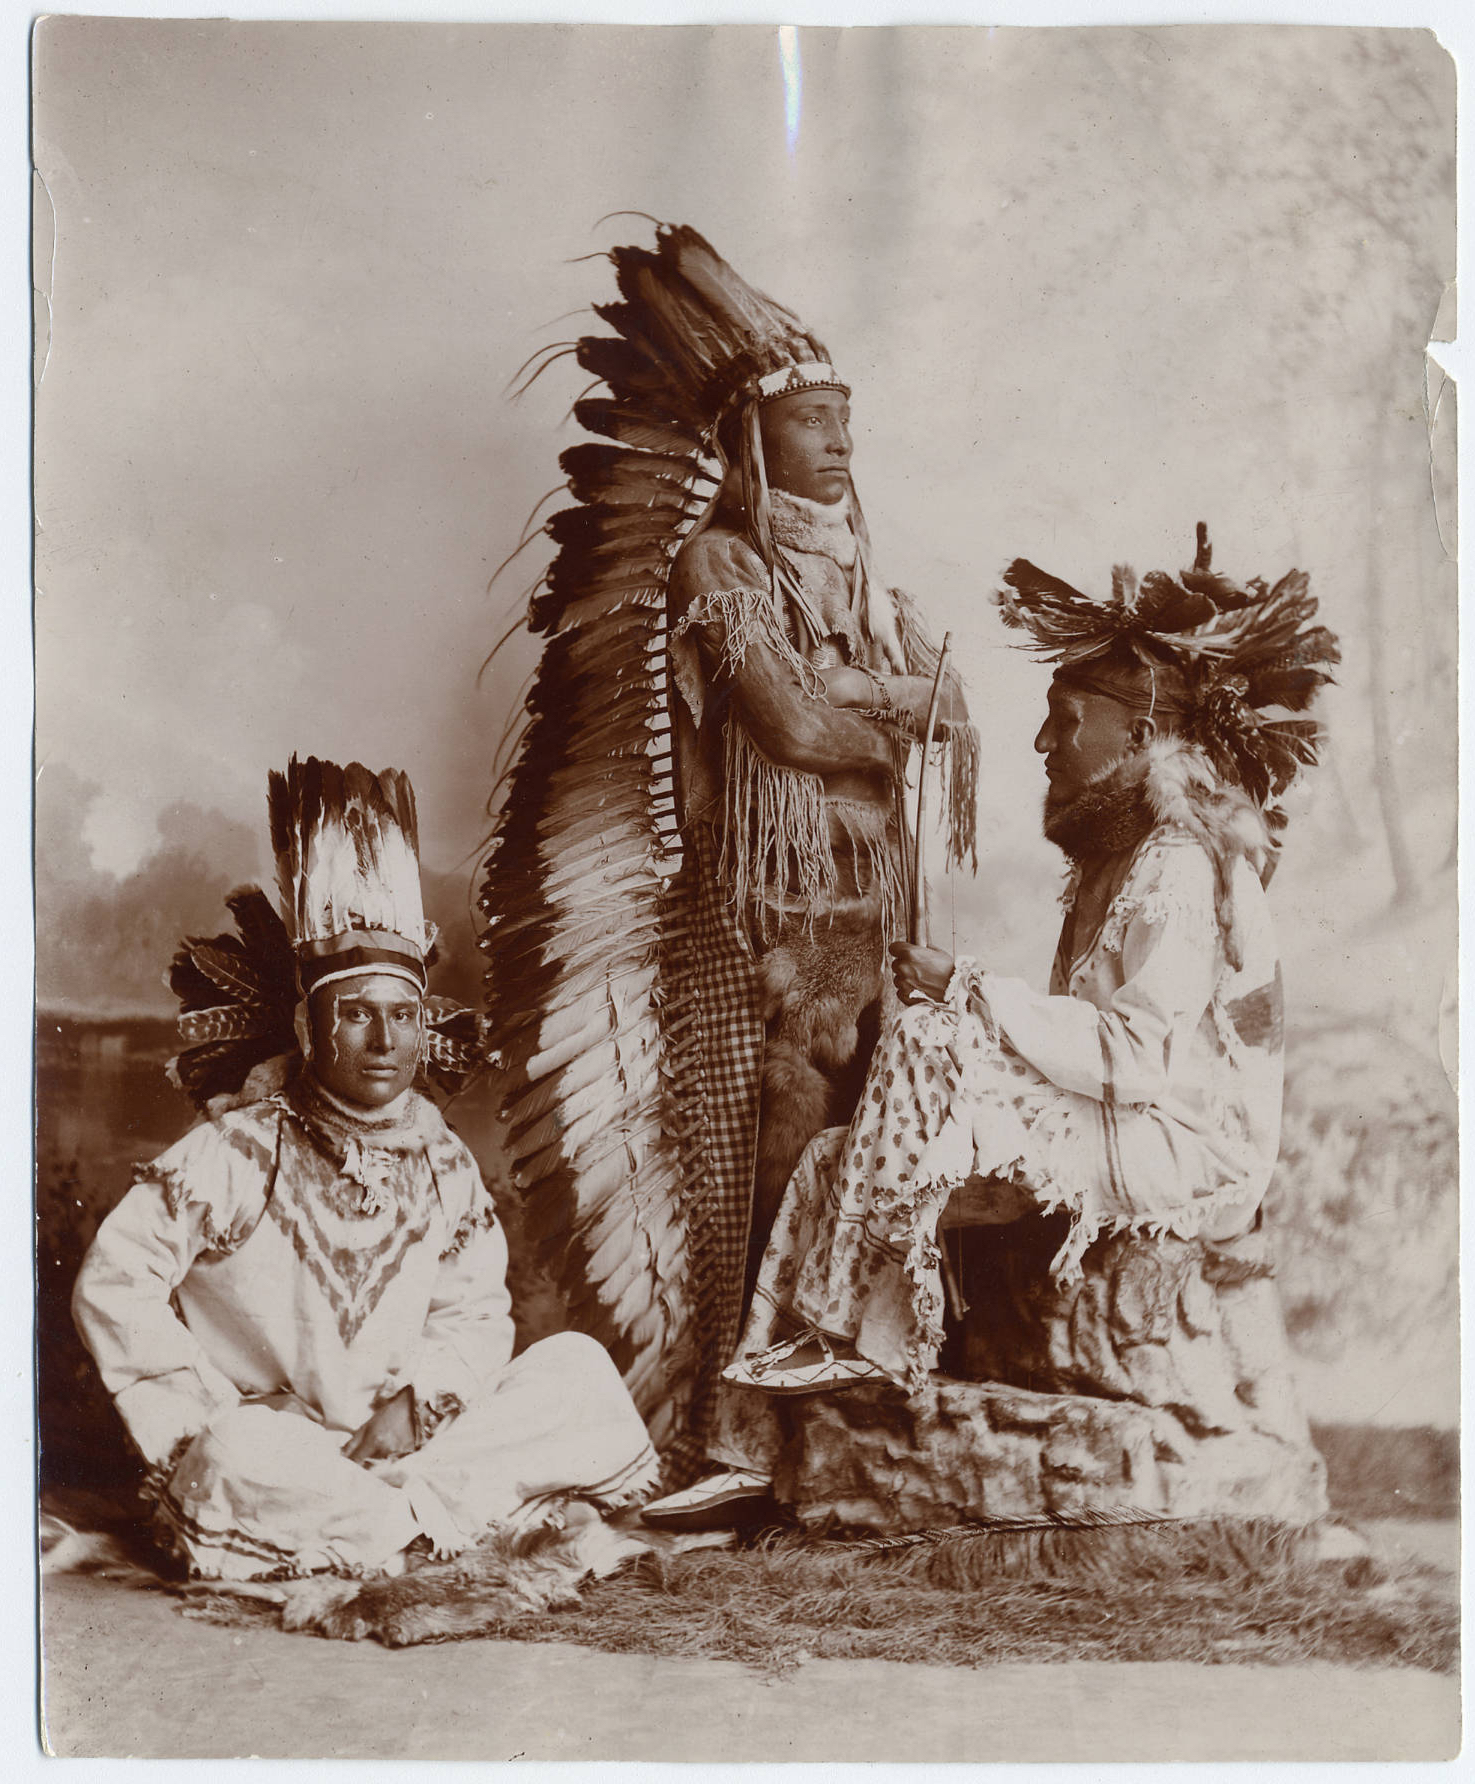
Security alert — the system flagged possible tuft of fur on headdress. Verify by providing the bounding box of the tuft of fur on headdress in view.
[998,522,1340,809]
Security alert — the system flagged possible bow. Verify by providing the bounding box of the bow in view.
[909,631,954,946]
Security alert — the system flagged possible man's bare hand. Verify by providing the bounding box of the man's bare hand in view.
[881,674,968,735]
[342,1384,418,1465]
[813,667,967,736]
[890,941,956,1004]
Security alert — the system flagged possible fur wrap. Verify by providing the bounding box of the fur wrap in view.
[1054,737,1272,972]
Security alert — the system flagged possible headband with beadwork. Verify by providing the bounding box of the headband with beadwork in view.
[753,362,850,405]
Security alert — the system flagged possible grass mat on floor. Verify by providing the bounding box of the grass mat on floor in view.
[185,1520,1458,1674]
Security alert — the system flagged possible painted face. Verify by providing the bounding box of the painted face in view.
[1033,677,1141,812]
[307,971,423,1109]
[758,388,853,505]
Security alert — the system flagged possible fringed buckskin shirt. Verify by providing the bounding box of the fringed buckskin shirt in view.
[73,1075,661,1580]
[733,755,1288,1392]
[667,491,976,928]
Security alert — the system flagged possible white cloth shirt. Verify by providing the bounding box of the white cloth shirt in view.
[72,1086,513,1470]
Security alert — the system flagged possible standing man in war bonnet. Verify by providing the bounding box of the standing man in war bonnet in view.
[479,225,978,1489]
[73,757,658,1584]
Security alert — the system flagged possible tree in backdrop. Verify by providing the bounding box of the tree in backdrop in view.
[1188,29,1455,907]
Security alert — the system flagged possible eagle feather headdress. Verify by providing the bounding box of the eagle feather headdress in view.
[476,224,935,1462]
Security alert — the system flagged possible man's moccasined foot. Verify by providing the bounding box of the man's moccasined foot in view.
[722,1331,891,1396]
[639,1468,774,1532]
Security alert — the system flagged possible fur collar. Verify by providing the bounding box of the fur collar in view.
[279,1071,449,1160]
[1140,736,1271,876]
[769,488,858,568]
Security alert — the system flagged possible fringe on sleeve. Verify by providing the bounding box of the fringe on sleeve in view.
[142,1154,259,1261]
[670,584,824,726]
[440,1178,500,1262]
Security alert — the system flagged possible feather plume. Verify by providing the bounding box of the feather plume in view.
[268,755,427,955]
[997,557,1216,667]
[166,843,484,1112]
[166,888,298,1109]
[1179,549,1337,801]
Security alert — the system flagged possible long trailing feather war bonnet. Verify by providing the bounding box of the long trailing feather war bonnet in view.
[476,223,934,1459]
[998,522,1340,809]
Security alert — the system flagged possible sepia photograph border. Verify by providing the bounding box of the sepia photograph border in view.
[14,0,1472,1776]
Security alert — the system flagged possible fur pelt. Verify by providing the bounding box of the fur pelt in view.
[172,1510,666,1648]
[1142,737,1271,970]
[754,901,885,1073]
[753,1039,833,1220]
[1143,735,1270,871]
[1052,737,1271,972]
[750,898,886,1259]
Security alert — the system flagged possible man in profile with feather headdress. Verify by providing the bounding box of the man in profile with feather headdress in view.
[665,353,978,1294]
[73,757,658,1583]
[649,528,1335,1530]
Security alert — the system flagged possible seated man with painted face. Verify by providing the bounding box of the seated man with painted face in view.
[680,532,1334,1529]
[73,758,658,1581]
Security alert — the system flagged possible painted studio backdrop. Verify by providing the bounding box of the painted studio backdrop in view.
[34,21,1455,1501]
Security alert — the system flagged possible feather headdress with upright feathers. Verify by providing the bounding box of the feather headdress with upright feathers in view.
[477,225,885,1462]
[267,755,432,993]
[166,759,484,1113]
[997,523,1339,809]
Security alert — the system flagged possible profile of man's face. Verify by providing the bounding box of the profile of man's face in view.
[307,971,423,1108]
[757,388,852,505]
[1033,678,1142,814]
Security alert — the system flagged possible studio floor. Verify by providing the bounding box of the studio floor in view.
[39,1522,1459,1763]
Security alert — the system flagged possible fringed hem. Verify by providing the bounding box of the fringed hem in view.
[588,1441,663,1509]
[440,1187,499,1261]
[719,719,833,927]
[827,796,903,944]
[906,1142,1234,1294]
[1037,1182,1232,1284]
[878,1219,949,1397]
[911,961,1246,1284]
[936,721,980,874]
[717,725,904,942]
